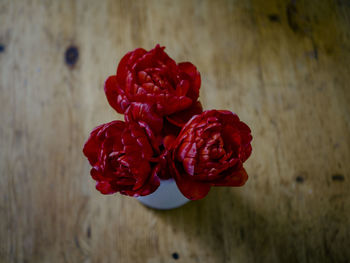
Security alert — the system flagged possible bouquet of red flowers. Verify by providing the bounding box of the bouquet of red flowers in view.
[83,45,252,201]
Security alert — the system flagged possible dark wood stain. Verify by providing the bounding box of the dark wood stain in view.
[332,174,345,181]
[286,1,299,32]
[268,14,280,22]
[87,225,91,238]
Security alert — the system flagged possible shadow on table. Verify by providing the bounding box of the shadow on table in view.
[151,187,349,263]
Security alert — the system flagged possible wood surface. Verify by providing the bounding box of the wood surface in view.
[1,0,350,262]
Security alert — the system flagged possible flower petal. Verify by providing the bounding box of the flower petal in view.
[173,169,211,200]
[213,166,248,187]
[83,124,105,165]
[96,181,115,195]
[104,75,129,113]
[178,62,201,101]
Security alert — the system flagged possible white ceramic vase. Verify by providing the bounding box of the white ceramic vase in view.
[137,178,189,210]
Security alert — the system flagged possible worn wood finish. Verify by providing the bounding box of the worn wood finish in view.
[1,0,349,262]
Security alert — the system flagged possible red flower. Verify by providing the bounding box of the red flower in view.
[84,45,254,200]
[170,110,252,200]
[83,121,160,196]
[104,44,201,126]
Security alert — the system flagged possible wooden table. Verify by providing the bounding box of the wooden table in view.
[1,0,349,262]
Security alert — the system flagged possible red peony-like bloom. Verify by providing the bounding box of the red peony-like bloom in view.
[83,120,160,196]
[104,44,202,127]
[170,110,252,200]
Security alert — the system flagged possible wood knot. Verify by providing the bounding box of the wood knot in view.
[172,252,179,260]
[65,45,79,67]
[295,176,304,183]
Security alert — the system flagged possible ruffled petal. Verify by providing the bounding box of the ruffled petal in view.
[213,166,248,187]
[173,166,211,200]
[178,62,201,101]
[83,124,105,165]
[96,181,116,195]
[117,48,147,87]
[104,75,129,113]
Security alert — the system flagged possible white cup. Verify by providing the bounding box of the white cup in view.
[137,179,190,210]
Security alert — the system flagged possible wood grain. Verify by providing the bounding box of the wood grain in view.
[1,0,349,262]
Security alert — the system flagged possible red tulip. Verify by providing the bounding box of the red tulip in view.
[104,45,201,125]
[170,110,252,200]
[83,121,160,196]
